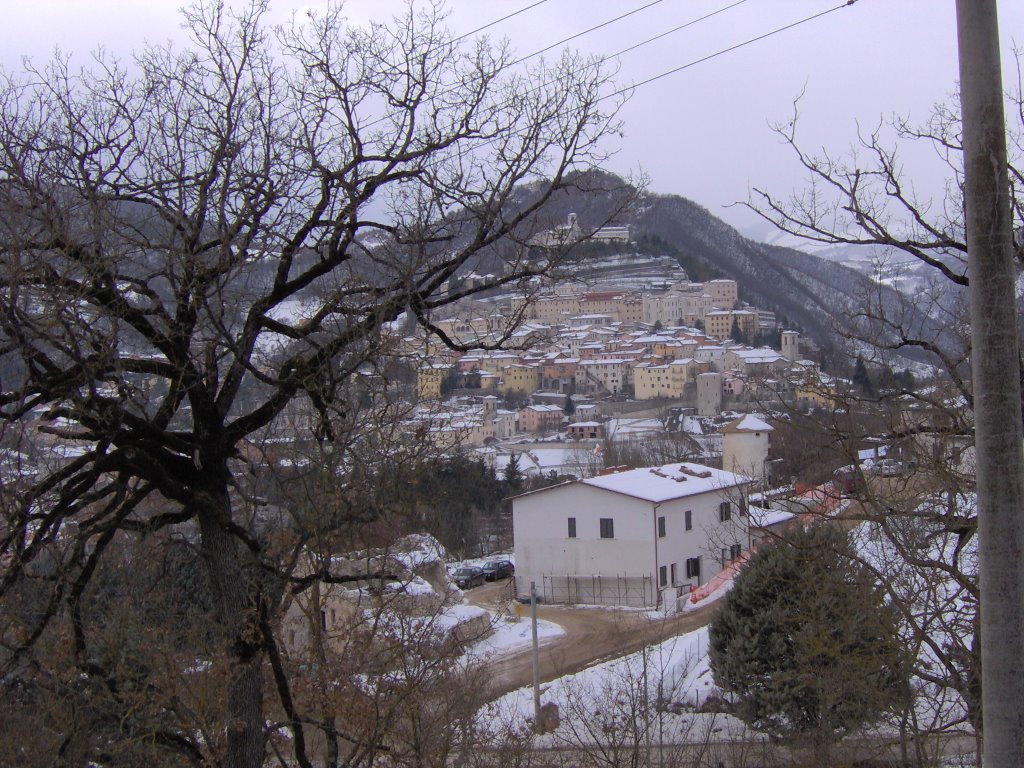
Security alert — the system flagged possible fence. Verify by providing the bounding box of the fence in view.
[542,573,655,607]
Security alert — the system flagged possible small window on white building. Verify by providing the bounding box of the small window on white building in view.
[659,565,668,587]
[685,510,692,530]
[657,515,666,538]
[719,501,732,522]
[600,518,614,538]
[685,557,701,579]
[568,517,577,538]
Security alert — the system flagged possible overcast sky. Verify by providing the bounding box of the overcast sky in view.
[3,1,1023,235]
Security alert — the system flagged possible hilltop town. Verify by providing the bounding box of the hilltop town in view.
[397,215,827,478]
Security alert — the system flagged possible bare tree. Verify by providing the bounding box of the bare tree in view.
[0,2,630,765]
[742,39,1024,754]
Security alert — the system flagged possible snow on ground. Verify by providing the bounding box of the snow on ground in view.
[390,533,449,569]
[480,625,753,746]
[464,614,565,663]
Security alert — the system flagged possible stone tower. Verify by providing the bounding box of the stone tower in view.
[781,330,799,362]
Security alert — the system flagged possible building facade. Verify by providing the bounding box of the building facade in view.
[513,463,751,608]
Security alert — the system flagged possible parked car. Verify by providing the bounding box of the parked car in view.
[482,559,515,581]
[453,566,485,589]
[873,459,904,477]
[832,464,865,494]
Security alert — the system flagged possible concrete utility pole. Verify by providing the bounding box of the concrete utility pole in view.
[955,1,1024,764]
[530,581,542,728]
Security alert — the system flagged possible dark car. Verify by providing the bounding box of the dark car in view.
[832,464,865,495]
[481,559,515,581]
[453,566,485,589]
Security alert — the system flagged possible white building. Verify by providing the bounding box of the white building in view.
[721,414,773,483]
[703,278,739,308]
[512,462,751,609]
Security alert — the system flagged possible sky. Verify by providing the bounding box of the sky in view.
[3,1,1023,235]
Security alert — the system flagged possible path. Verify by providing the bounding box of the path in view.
[464,580,718,699]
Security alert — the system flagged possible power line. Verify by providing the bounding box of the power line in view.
[346,0,860,156]
[507,0,668,68]
[452,0,551,43]
[456,0,860,155]
[605,0,860,102]
[357,0,679,133]
[610,0,750,60]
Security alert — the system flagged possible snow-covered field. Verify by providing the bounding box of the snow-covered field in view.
[479,624,754,749]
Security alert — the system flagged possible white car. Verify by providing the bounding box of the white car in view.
[874,459,904,477]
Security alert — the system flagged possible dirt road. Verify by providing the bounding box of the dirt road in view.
[465,580,718,699]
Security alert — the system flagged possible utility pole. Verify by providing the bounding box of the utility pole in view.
[530,581,542,729]
[955,1,1024,764]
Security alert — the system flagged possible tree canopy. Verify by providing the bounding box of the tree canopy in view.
[708,524,908,763]
[0,2,628,765]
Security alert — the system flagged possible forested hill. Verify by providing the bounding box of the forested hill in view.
[635,191,892,344]
[510,171,939,357]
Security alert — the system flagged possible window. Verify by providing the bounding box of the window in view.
[600,518,614,539]
[657,515,666,538]
[685,557,701,579]
[684,509,692,531]
[670,562,678,585]
[568,517,576,538]
[719,501,732,522]
[739,497,748,517]
[659,565,668,587]
[730,543,742,561]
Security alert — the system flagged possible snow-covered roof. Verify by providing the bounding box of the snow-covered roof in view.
[582,462,749,503]
[722,414,773,433]
[604,418,663,438]
[730,348,784,362]
[749,507,796,528]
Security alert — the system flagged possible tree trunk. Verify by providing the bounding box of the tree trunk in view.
[956,1,1024,764]
[198,486,266,768]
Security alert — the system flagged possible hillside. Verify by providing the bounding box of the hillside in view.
[508,172,946,362]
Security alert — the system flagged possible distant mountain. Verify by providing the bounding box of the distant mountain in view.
[744,219,950,298]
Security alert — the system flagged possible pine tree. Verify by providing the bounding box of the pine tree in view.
[852,355,875,397]
[503,453,524,493]
[708,524,908,763]
[729,317,747,345]
[562,395,576,418]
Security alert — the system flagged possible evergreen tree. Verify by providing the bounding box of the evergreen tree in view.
[563,395,576,418]
[729,317,748,345]
[503,453,524,493]
[852,355,875,397]
[708,524,908,764]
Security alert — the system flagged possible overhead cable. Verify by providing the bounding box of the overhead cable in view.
[605,0,861,101]
[453,0,551,43]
